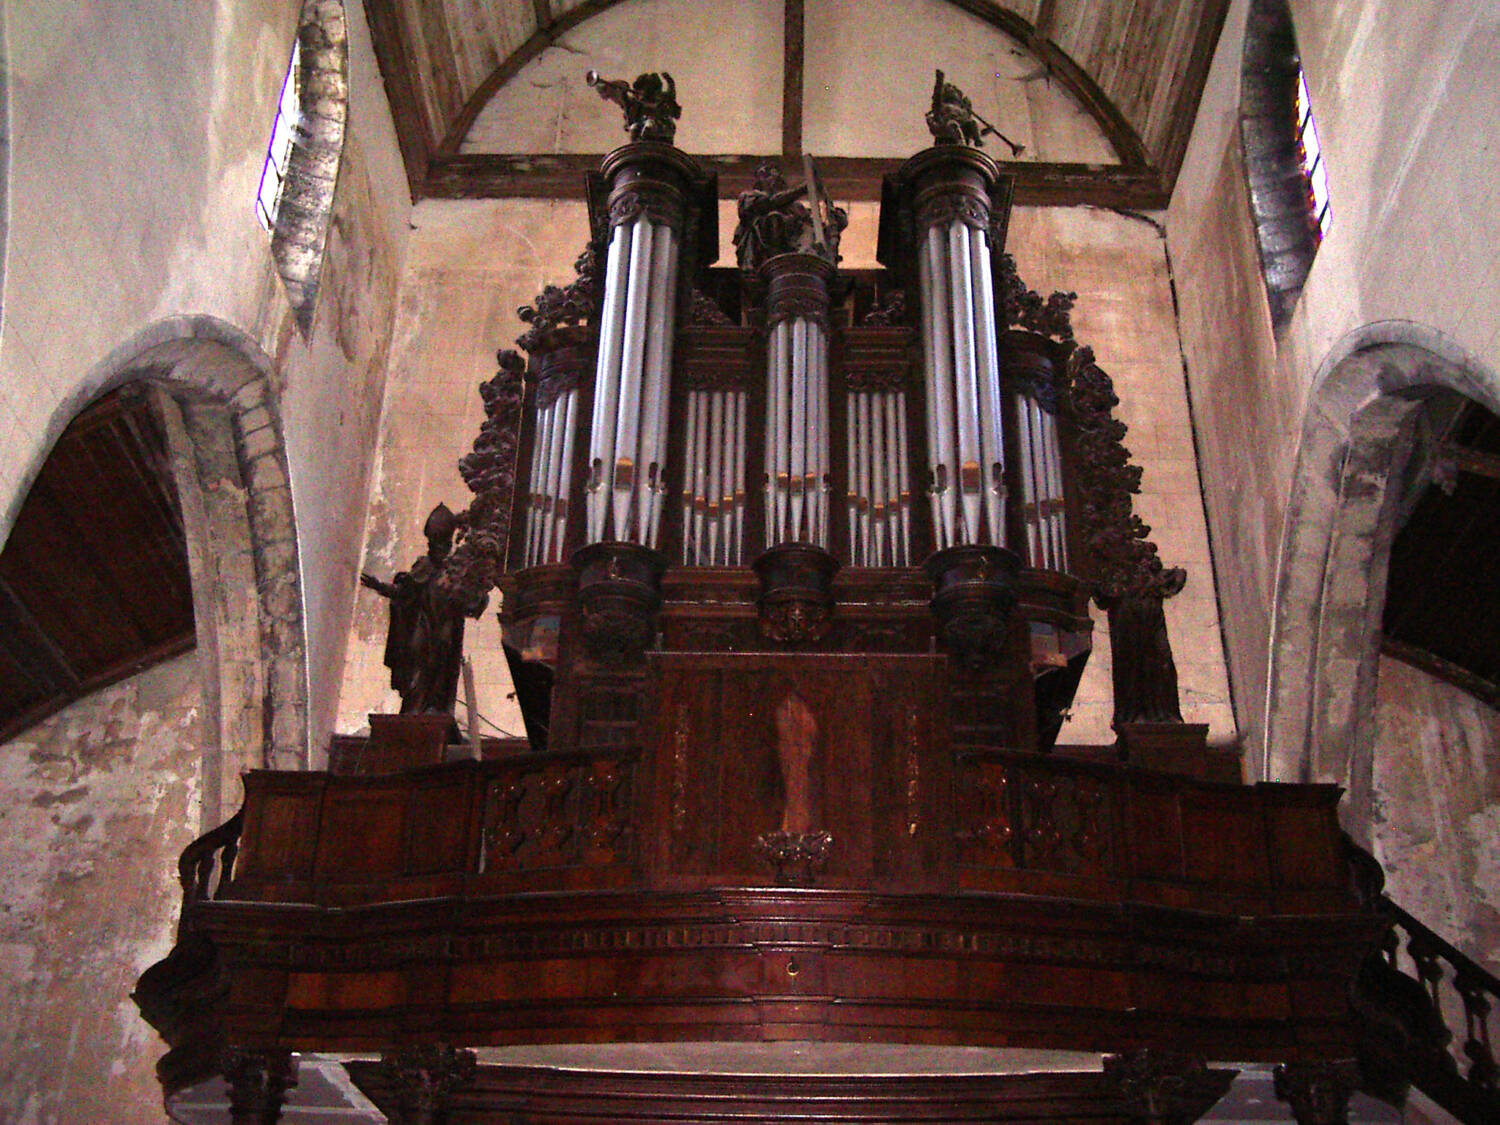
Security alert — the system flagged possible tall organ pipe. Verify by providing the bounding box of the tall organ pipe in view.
[582,144,702,549]
[891,144,1013,556]
[761,254,833,549]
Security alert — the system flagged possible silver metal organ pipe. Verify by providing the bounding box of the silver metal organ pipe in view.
[1013,394,1041,566]
[649,229,682,550]
[733,391,747,562]
[638,223,675,551]
[856,391,871,563]
[539,398,565,563]
[587,221,632,542]
[789,319,808,541]
[772,321,790,544]
[884,391,902,565]
[523,401,545,565]
[969,225,1006,545]
[845,397,858,558]
[1043,410,1067,569]
[707,389,724,564]
[553,389,578,562]
[895,393,912,565]
[947,219,982,544]
[916,239,943,545]
[691,391,709,563]
[876,390,882,564]
[611,217,656,540]
[924,225,959,550]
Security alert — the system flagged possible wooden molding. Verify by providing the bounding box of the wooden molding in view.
[422,153,1170,209]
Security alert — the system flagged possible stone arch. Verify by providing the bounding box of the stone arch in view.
[270,0,349,337]
[12,316,310,825]
[1262,321,1500,831]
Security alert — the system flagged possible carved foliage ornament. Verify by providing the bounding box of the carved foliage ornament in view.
[1062,345,1183,602]
[445,350,525,603]
[516,243,603,355]
[996,252,1076,342]
[1104,1050,1236,1123]
[379,1043,477,1120]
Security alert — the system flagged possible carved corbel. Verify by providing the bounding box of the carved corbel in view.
[222,1048,297,1125]
[1103,1050,1237,1125]
[1272,1060,1360,1125]
[379,1043,478,1125]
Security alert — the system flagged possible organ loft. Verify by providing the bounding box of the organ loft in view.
[132,73,1468,1125]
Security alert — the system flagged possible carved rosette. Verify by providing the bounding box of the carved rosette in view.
[755,829,834,886]
[1272,1060,1360,1125]
[441,352,526,605]
[572,541,668,661]
[752,543,840,645]
[924,545,1022,669]
[379,1043,477,1125]
[516,243,603,356]
[1103,1050,1238,1125]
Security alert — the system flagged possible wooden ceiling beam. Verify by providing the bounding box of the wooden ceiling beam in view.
[782,0,805,161]
[939,0,1153,169]
[1156,0,1233,194]
[423,153,1170,210]
[434,0,634,160]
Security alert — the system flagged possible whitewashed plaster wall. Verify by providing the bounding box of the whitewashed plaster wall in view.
[0,0,412,761]
[1166,0,1500,954]
[1373,656,1500,974]
[1167,0,1500,757]
[338,192,1234,748]
[0,655,201,1125]
[464,0,1117,164]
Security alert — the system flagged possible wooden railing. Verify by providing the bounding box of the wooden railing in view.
[1357,896,1500,1123]
[177,808,242,912]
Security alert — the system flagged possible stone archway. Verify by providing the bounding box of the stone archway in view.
[1263,321,1500,831]
[15,316,310,824]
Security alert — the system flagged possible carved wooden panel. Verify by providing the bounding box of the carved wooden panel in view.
[648,653,947,888]
[955,754,1115,888]
[479,751,637,878]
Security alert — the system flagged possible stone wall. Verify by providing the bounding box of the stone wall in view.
[1372,656,1500,974]
[0,0,411,761]
[0,655,201,1125]
[1166,0,1500,762]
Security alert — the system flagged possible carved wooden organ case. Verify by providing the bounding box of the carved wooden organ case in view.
[497,135,1176,768]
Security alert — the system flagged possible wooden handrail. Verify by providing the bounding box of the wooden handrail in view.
[176,809,244,912]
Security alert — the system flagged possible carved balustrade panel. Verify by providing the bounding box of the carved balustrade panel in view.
[480,751,638,878]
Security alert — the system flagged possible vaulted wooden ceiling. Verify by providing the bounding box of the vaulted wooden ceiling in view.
[367,0,1231,208]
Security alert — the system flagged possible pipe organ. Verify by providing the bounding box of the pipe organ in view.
[497,71,1176,759]
[141,77,1393,1125]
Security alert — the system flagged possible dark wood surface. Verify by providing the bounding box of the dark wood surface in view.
[0,386,195,741]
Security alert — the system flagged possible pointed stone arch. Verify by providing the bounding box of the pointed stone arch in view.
[1263,321,1500,829]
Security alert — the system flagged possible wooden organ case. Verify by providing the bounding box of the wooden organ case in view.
[135,92,1391,1125]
